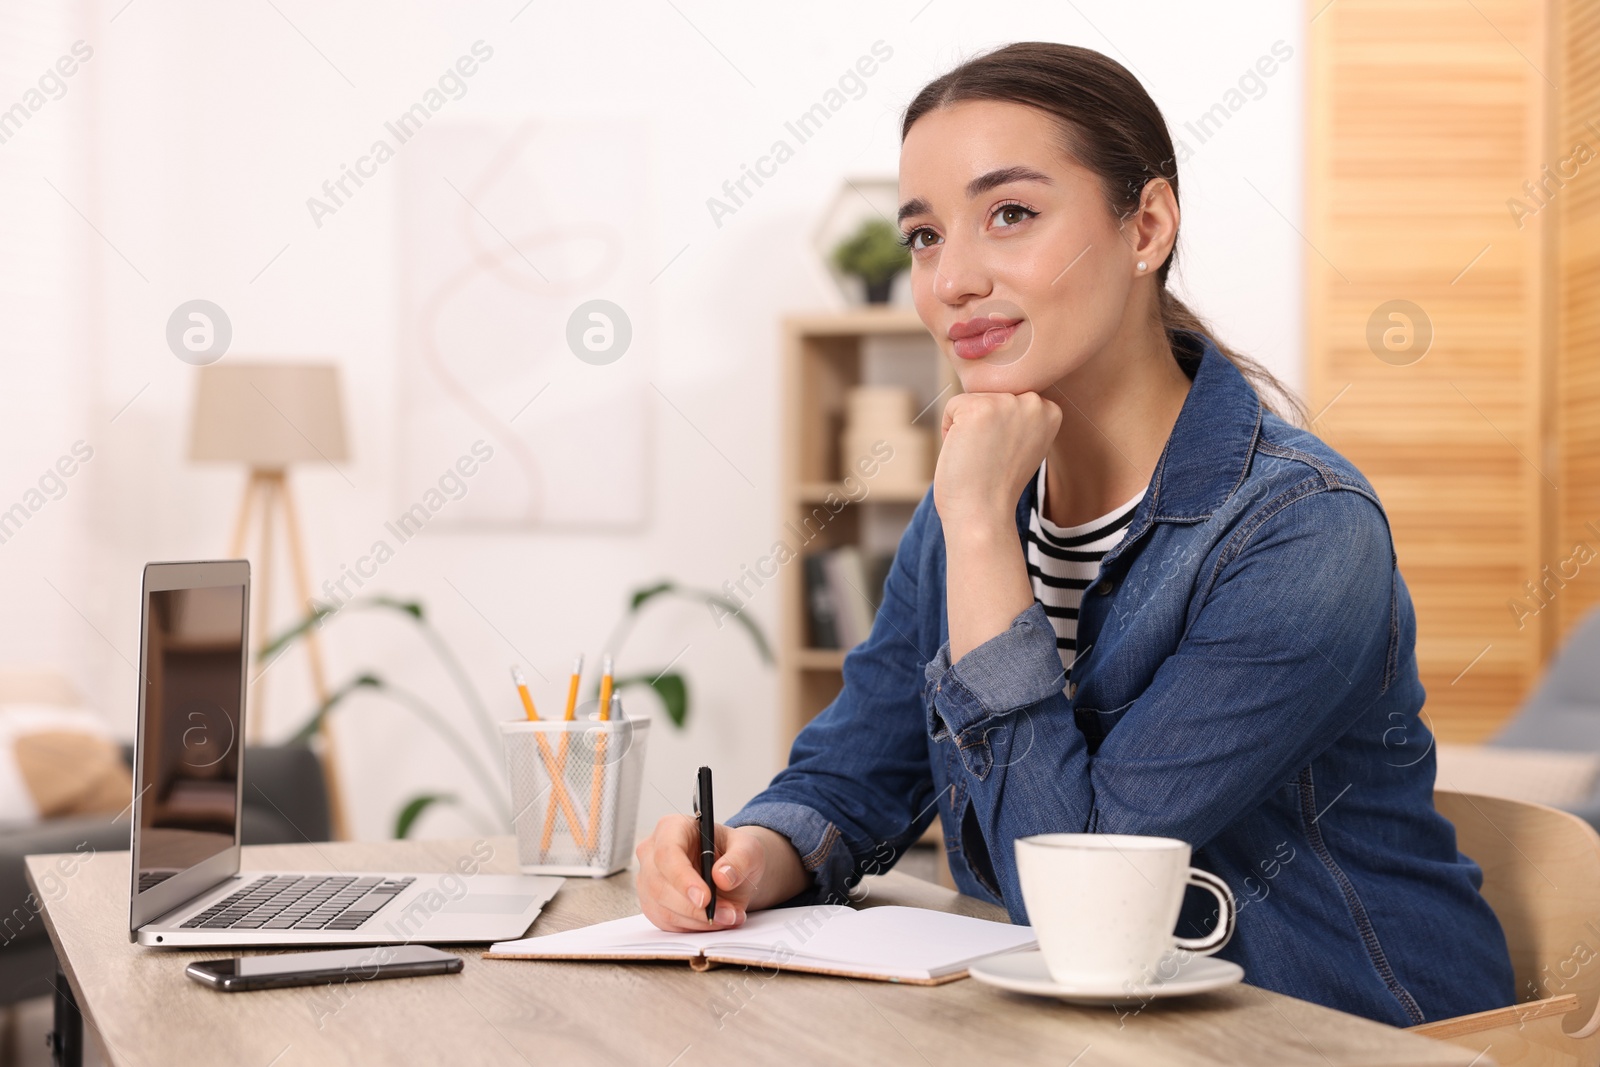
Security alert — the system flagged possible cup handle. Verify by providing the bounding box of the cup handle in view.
[1172,867,1236,955]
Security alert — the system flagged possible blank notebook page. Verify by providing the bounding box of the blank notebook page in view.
[764,905,1035,978]
[488,905,1035,980]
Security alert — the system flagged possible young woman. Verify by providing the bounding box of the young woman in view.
[636,42,1515,1026]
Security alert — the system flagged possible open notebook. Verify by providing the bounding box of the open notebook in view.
[484,904,1036,985]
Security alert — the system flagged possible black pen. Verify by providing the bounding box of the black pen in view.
[693,765,716,922]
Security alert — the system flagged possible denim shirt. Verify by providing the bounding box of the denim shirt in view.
[728,331,1514,1027]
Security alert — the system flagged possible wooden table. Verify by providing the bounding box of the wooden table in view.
[28,837,1487,1067]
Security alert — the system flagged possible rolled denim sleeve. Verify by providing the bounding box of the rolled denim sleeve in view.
[724,801,858,905]
[922,601,1066,752]
[724,492,942,906]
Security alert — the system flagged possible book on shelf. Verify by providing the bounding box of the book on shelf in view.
[804,545,895,651]
[803,552,838,649]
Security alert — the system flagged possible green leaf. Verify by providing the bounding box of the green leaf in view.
[628,581,676,613]
[258,595,426,660]
[258,602,335,660]
[394,793,455,838]
[626,582,773,665]
[368,596,425,620]
[614,671,688,728]
[697,592,774,664]
[290,673,382,743]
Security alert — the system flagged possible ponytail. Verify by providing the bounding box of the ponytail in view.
[1158,289,1307,425]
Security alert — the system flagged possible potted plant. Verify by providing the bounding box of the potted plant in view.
[263,582,770,837]
[831,218,911,304]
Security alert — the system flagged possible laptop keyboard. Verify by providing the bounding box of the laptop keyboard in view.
[179,874,416,931]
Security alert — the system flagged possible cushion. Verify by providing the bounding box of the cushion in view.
[0,704,132,826]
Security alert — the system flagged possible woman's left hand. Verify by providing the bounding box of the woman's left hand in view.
[934,390,1061,538]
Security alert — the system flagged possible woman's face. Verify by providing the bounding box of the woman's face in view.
[899,100,1142,395]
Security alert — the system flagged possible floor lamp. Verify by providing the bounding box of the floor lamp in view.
[189,362,351,840]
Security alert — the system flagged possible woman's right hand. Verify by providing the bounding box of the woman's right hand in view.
[635,817,806,932]
[934,390,1061,536]
[935,390,1060,661]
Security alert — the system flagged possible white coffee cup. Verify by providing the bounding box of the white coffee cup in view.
[1015,833,1236,988]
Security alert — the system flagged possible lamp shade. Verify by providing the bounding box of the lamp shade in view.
[189,362,349,467]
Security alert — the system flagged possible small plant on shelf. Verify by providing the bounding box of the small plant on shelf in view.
[831,218,912,304]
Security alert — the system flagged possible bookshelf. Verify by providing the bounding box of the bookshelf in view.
[777,309,959,881]
[778,308,956,747]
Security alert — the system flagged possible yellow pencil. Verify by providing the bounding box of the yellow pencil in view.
[511,665,539,721]
[512,666,584,856]
[563,653,584,721]
[586,655,615,850]
[543,654,586,854]
[596,654,614,722]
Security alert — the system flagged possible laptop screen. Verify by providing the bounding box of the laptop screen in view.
[134,580,246,895]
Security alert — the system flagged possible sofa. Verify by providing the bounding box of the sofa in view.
[1486,605,1600,830]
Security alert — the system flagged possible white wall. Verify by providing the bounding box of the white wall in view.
[0,5,94,683]
[0,0,1304,840]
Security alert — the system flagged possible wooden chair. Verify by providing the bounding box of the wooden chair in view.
[1411,790,1600,1066]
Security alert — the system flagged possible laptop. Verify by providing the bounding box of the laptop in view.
[129,559,562,947]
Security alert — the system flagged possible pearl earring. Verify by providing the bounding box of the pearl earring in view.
[1137,260,1147,272]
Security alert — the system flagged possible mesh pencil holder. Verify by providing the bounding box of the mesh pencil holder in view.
[500,710,650,877]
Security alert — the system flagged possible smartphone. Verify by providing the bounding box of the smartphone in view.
[185,945,462,992]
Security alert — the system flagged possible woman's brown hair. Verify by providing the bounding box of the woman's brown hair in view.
[902,41,1306,424]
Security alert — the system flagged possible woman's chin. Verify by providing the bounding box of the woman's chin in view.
[952,359,1055,396]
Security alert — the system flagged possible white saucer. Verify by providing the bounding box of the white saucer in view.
[969,950,1244,1004]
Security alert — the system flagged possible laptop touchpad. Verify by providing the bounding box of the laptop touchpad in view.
[439,894,534,914]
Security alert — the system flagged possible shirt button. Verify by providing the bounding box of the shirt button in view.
[1095,578,1114,596]
[1068,682,1078,699]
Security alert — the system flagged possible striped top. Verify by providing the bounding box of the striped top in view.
[1026,460,1144,684]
